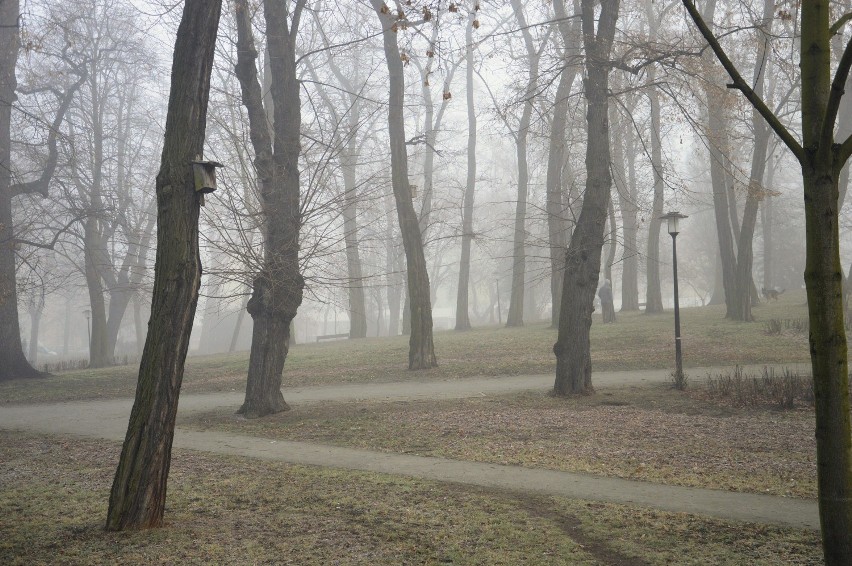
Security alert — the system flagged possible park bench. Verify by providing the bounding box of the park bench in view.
[316,333,349,343]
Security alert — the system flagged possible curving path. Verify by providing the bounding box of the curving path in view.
[0,364,818,531]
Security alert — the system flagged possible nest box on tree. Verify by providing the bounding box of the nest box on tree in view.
[191,157,224,205]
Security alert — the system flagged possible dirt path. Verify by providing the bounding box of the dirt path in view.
[0,364,818,530]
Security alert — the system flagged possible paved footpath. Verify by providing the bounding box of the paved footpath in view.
[0,364,818,531]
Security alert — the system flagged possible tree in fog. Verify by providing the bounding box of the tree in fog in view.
[231,0,306,417]
[684,0,852,560]
[553,0,619,395]
[369,0,436,369]
[0,0,86,381]
[107,0,221,530]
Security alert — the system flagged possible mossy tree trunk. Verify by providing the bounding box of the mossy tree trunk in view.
[553,0,619,395]
[105,0,221,530]
[685,0,852,560]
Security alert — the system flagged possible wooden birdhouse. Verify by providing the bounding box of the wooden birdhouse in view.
[191,158,224,194]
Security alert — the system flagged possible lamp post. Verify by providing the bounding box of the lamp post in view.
[661,212,687,388]
[82,309,91,353]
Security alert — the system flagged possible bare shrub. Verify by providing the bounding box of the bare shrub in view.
[705,366,813,409]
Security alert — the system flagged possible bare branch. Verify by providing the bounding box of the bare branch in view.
[682,0,804,162]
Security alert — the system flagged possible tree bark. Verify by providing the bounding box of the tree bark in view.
[643,0,664,314]
[233,0,306,418]
[684,1,852,560]
[371,1,436,369]
[546,0,580,326]
[455,2,478,331]
[731,0,774,322]
[610,88,639,311]
[106,0,221,530]
[0,0,82,381]
[506,0,541,327]
[553,0,619,395]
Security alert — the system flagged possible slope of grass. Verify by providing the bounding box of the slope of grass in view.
[0,291,811,404]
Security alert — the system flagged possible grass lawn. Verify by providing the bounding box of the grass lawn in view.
[181,383,818,499]
[0,291,827,563]
[0,290,812,404]
[0,432,822,565]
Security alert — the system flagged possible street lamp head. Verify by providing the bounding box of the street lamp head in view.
[661,211,688,236]
[82,309,91,320]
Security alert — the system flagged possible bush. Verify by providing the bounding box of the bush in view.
[705,366,813,409]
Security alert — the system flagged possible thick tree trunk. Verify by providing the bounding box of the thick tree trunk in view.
[803,163,852,564]
[372,2,436,369]
[455,5,477,331]
[554,0,619,395]
[234,0,305,418]
[0,0,42,381]
[106,0,221,530]
[684,1,852,561]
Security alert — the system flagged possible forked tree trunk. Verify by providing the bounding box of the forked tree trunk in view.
[105,0,221,530]
[372,1,436,369]
[730,0,774,322]
[554,0,619,395]
[233,0,306,418]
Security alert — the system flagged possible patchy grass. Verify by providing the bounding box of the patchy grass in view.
[0,432,821,565]
[0,291,811,405]
[181,384,817,499]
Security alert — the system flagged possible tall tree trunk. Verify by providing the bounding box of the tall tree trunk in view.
[554,0,619,395]
[372,2,436,369]
[611,89,639,311]
[105,0,221,530]
[685,1,852,560]
[731,0,774,322]
[545,0,580,326]
[643,0,664,313]
[27,297,43,365]
[455,2,477,331]
[0,0,34,381]
[604,199,617,286]
[341,125,367,339]
[761,163,775,289]
[234,0,306,418]
[700,0,737,317]
[506,0,540,327]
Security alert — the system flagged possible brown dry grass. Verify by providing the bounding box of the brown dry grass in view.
[0,291,812,404]
[181,384,817,498]
[0,431,821,565]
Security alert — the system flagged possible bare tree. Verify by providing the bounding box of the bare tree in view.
[685,0,852,560]
[553,0,619,395]
[369,0,436,369]
[106,0,222,530]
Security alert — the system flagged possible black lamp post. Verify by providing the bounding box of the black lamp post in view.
[661,212,687,387]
